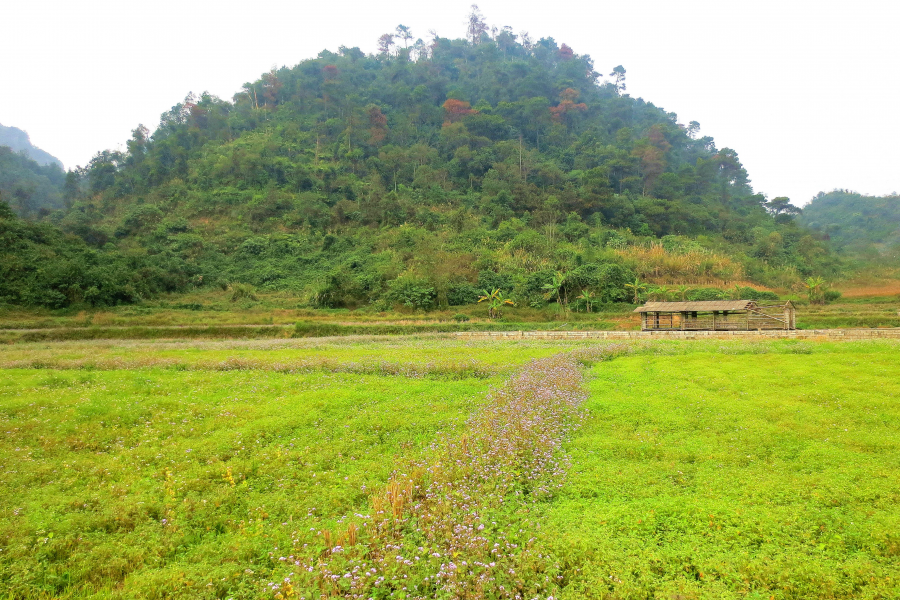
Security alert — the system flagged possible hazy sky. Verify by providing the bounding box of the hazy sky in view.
[3,0,898,205]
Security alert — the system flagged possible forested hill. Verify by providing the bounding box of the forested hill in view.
[0,123,63,168]
[0,147,67,216]
[0,123,67,216]
[8,23,834,309]
[799,190,900,257]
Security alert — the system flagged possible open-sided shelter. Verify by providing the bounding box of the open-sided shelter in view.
[634,300,795,331]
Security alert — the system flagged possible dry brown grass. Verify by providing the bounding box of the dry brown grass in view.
[838,282,900,298]
[615,243,744,283]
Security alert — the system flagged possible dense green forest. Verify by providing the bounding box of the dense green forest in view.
[800,190,900,259]
[0,202,191,307]
[2,17,839,310]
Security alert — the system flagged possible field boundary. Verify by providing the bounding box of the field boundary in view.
[454,328,900,340]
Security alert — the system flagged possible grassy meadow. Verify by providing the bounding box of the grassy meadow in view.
[1,337,899,599]
[543,342,900,599]
[0,349,501,598]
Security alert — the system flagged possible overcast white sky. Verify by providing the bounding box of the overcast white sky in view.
[2,0,898,205]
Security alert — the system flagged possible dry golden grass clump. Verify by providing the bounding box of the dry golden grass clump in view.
[615,242,744,283]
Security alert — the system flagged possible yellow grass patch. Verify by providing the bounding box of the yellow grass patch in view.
[615,243,744,283]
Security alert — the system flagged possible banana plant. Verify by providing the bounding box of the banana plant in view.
[477,288,515,319]
[803,276,827,304]
[576,289,596,313]
[624,278,647,303]
[542,271,570,314]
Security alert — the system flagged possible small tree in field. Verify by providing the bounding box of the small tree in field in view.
[650,285,672,301]
[478,288,514,319]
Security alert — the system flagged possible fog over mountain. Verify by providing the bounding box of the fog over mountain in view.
[0,123,64,168]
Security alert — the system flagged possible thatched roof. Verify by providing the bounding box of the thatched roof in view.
[634,300,756,313]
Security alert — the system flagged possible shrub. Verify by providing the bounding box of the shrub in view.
[121,205,164,231]
[733,286,780,301]
[239,237,269,256]
[688,287,728,301]
[824,289,842,303]
[447,282,480,306]
[384,276,436,310]
[229,283,257,302]
[477,271,515,293]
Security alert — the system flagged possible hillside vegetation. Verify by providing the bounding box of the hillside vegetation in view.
[800,189,900,260]
[6,16,837,309]
[0,146,68,216]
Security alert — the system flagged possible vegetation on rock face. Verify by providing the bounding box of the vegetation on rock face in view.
[3,13,842,309]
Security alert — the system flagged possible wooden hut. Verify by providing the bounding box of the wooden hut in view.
[634,300,795,331]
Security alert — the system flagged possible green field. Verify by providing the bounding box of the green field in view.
[1,338,899,599]
[543,344,900,599]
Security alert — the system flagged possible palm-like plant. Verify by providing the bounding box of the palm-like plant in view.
[653,285,672,301]
[478,288,515,319]
[576,289,596,313]
[542,271,569,311]
[625,278,647,304]
[803,276,827,305]
[677,284,689,301]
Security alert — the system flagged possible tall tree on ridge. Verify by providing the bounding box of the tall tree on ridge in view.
[377,33,395,55]
[610,65,627,94]
[467,5,488,45]
[395,25,413,49]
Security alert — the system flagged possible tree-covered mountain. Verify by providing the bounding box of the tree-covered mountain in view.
[799,190,900,258]
[0,123,64,168]
[8,18,833,309]
[0,146,67,216]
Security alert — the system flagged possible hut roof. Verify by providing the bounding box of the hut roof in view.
[634,300,756,313]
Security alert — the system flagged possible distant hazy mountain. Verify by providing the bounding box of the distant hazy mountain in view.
[0,123,63,168]
[0,146,66,216]
[800,189,900,254]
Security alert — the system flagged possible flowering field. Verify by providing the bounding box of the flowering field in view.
[1,338,899,599]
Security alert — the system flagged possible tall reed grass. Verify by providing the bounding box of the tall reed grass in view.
[616,242,744,283]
